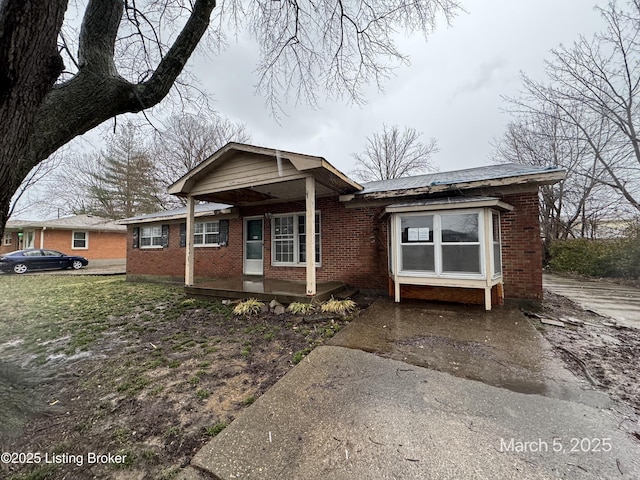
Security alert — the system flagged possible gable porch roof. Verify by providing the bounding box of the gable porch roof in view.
[168,142,363,204]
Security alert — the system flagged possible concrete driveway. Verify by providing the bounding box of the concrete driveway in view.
[544,274,640,329]
[181,300,640,480]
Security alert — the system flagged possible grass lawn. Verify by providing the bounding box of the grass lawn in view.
[0,274,350,480]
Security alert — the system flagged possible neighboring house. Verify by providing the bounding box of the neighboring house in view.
[120,143,565,309]
[2,214,127,264]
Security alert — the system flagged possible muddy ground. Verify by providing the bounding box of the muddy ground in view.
[0,298,354,480]
[538,290,640,417]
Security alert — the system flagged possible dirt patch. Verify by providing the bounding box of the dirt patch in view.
[0,301,349,479]
[538,291,640,415]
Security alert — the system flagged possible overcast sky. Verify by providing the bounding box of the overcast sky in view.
[190,0,607,175]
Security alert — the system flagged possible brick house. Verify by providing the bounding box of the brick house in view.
[2,214,127,264]
[120,143,564,309]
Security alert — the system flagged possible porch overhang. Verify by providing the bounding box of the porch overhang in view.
[171,143,362,297]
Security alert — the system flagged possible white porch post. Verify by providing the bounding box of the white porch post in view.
[305,176,316,296]
[392,215,401,302]
[483,209,493,311]
[185,196,195,286]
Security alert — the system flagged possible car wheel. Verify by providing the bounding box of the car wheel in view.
[72,260,84,270]
[13,263,28,274]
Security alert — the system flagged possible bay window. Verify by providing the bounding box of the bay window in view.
[397,210,497,278]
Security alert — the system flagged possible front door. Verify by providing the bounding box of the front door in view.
[24,230,35,249]
[244,218,263,275]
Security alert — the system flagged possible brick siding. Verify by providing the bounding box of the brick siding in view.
[126,192,544,301]
[0,230,126,260]
[500,191,543,300]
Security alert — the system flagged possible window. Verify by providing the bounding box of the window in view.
[272,213,320,265]
[72,231,88,249]
[194,221,220,246]
[2,232,11,246]
[441,213,480,274]
[400,215,434,271]
[140,226,163,248]
[398,211,484,277]
[492,212,502,277]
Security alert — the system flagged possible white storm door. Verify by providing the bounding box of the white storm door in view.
[244,218,264,275]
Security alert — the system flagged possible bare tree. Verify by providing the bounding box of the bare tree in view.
[153,112,251,206]
[0,0,461,237]
[493,104,616,251]
[351,125,439,182]
[509,2,640,214]
[7,152,63,219]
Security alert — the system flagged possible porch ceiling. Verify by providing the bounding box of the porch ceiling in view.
[193,179,339,205]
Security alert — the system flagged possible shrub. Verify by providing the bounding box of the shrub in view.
[233,298,265,316]
[548,229,640,278]
[287,302,316,315]
[320,298,357,316]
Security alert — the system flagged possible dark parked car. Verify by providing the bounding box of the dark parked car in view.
[0,249,89,274]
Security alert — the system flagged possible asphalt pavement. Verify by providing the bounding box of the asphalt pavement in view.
[543,274,640,329]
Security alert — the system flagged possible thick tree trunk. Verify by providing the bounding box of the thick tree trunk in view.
[0,0,216,238]
[0,0,67,237]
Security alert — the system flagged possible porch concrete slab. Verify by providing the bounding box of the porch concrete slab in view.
[544,274,640,329]
[187,345,640,480]
[328,298,608,407]
[186,277,345,303]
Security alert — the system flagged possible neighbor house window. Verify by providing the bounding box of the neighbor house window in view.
[194,221,220,246]
[399,210,484,277]
[3,232,11,246]
[140,226,163,248]
[72,231,88,249]
[272,213,320,265]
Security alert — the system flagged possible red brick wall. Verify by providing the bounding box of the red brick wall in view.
[125,199,389,290]
[500,191,543,300]
[125,217,244,280]
[126,191,544,300]
[42,230,126,260]
[241,198,389,290]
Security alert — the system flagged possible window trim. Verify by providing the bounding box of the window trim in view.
[71,230,88,250]
[397,209,486,280]
[2,232,11,246]
[271,211,321,267]
[194,221,220,247]
[491,211,503,280]
[140,225,163,249]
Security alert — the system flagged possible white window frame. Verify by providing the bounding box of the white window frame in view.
[194,221,220,247]
[398,209,485,280]
[72,231,88,250]
[271,212,321,267]
[140,225,163,249]
[491,211,502,279]
[2,232,11,246]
